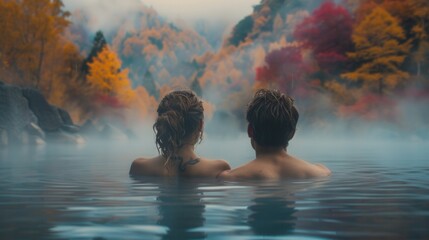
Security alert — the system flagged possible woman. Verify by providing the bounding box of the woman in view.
[130,90,230,178]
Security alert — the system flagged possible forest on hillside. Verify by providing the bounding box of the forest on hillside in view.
[0,0,428,135]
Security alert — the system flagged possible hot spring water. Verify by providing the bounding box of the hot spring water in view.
[0,135,428,239]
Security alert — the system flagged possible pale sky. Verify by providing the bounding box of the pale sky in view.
[63,0,260,29]
[141,0,260,23]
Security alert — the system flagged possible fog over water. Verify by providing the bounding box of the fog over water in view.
[57,0,429,142]
[1,0,429,238]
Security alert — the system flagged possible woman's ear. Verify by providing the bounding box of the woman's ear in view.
[247,124,253,138]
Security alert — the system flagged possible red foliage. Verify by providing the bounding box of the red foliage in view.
[293,1,353,73]
[95,94,125,108]
[256,46,314,95]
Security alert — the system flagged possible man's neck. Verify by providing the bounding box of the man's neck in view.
[255,145,287,158]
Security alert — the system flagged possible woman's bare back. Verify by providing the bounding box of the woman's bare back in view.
[130,156,230,178]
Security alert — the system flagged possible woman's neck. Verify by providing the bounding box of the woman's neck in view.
[164,145,200,173]
[175,144,198,160]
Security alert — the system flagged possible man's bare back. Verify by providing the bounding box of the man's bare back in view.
[219,151,331,180]
[220,89,331,181]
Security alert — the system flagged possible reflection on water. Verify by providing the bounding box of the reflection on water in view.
[155,180,206,239]
[0,139,429,239]
[248,196,296,236]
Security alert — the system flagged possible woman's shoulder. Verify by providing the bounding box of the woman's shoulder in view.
[129,156,162,175]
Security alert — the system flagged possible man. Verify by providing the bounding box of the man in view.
[220,89,331,180]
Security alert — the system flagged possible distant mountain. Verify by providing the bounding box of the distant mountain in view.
[227,0,324,47]
[188,0,329,115]
[65,1,211,98]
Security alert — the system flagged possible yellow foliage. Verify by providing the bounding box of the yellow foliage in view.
[87,46,134,106]
[342,7,410,94]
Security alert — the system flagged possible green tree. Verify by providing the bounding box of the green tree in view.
[342,7,410,94]
[82,31,107,75]
[229,16,254,46]
[409,0,429,76]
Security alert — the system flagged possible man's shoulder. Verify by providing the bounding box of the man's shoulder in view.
[197,158,231,176]
[281,157,331,178]
[218,160,262,180]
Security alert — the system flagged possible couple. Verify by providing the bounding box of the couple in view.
[130,89,331,180]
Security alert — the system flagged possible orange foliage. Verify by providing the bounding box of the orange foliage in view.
[342,7,410,94]
[87,46,135,108]
[0,0,70,89]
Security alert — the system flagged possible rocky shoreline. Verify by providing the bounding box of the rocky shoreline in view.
[0,82,133,146]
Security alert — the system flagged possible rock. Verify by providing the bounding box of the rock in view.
[56,108,81,133]
[61,124,80,133]
[22,88,63,132]
[0,84,37,143]
[0,83,84,145]
[25,122,46,140]
[56,107,74,126]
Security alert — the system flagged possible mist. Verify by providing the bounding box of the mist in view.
[1,0,429,148]
[62,0,260,47]
[1,2,429,240]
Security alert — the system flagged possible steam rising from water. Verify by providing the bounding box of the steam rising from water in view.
[42,0,429,147]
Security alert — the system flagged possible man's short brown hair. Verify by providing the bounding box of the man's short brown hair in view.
[246,89,299,148]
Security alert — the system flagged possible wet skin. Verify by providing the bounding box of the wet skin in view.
[130,145,230,178]
[219,145,331,180]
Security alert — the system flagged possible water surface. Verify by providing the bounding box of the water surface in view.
[0,136,428,239]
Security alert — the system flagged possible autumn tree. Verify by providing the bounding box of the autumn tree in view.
[255,46,313,95]
[0,0,70,88]
[87,46,134,109]
[353,0,429,77]
[294,1,353,80]
[342,7,410,94]
[82,31,107,75]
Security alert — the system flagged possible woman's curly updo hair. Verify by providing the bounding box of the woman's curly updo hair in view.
[153,90,204,162]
